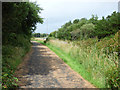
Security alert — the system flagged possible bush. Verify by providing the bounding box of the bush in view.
[80,23,95,38]
[96,31,119,54]
[2,36,31,88]
[2,45,25,88]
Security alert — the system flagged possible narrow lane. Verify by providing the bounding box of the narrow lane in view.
[16,41,95,88]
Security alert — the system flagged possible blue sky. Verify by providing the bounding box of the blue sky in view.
[30,0,119,34]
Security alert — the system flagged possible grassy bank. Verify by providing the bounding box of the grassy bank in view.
[38,40,98,87]
[36,40,103,88]
[35,32,119,88]
[2,37,31,88]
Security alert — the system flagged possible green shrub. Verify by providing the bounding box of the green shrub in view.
[2,36,31,88]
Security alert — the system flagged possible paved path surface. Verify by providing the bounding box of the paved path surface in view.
[15,41,95,88]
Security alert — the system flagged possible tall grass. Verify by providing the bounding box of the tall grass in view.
[45,32,119,88]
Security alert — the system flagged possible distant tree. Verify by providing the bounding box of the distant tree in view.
[88,15,98,24]
[94,11,120,39]
[49,11,119,41]
[33,33,48,37]
[71,29,81,40]
[73,19,79,24]
[77,18,87,28]
[62,21,72,28]
[80,23,95,39]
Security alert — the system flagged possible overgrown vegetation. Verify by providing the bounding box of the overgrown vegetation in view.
[38,32,119,88]
[2,2,43,88]
[45,11,120,88]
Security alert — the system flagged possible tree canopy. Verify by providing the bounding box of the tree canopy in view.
[49,11,119,40]
[2,2,43,88]
[2,2,43,45]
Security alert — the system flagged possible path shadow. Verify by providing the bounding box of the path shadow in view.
[26,41,64,76]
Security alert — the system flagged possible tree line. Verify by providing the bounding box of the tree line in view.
[49,11,120,41]
[33,33,49,37]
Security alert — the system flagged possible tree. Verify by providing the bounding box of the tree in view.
[73,19,79,24]
[80,23,95,39]
[2,2,43,45]
[49,11,119,41]
[94,11,120,39]
[88,14,98,24]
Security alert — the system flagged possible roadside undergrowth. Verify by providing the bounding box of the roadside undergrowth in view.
[2,36,31,88]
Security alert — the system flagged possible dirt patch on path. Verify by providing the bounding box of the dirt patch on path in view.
[15,41,96,88]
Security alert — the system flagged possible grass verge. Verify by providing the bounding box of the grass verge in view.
[36,40,101,88]
[2,40,31,88]
[35,34,119,88]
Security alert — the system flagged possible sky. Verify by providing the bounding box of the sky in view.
[30,0,119,34]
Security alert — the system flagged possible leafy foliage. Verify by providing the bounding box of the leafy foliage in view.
[2,2,43,88]
[94,11,120,39]
[49,11,119,41]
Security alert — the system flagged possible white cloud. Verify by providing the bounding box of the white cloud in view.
[29,0,118,33]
